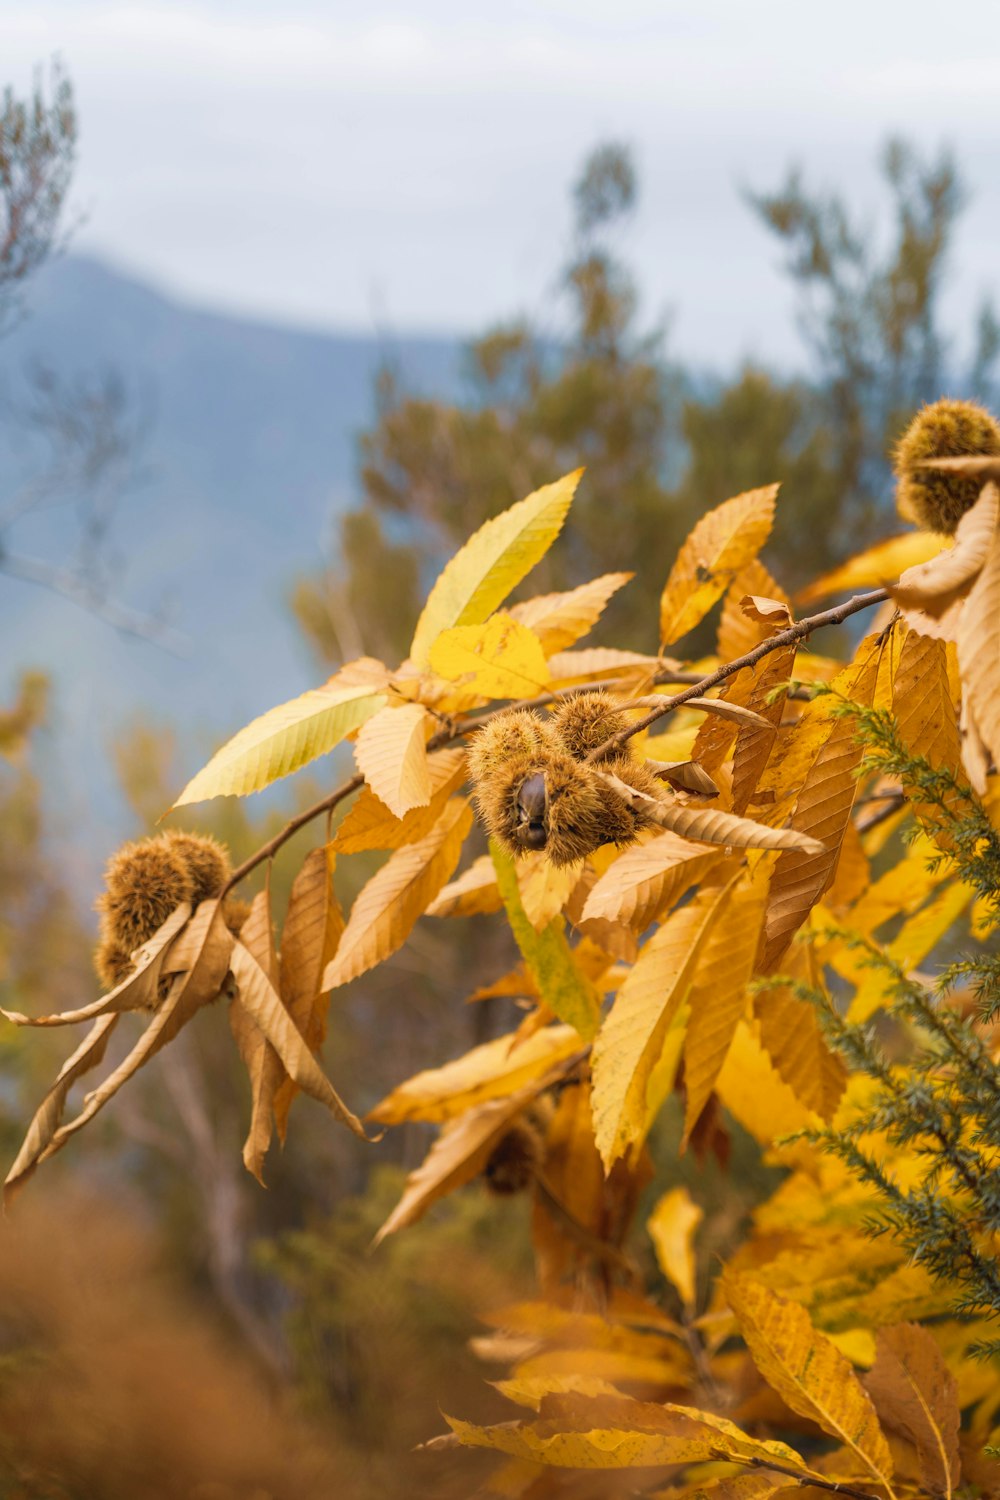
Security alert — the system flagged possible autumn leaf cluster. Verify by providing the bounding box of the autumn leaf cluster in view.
[7,398,1000,1496]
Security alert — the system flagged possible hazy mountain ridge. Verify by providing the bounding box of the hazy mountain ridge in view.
[0,255,462,874]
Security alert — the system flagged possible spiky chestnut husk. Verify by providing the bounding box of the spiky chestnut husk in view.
[483,1115,545,1196]
[162,829,231,904]
[543,751,638,865]
[894,398,1000,534]
[468,709,558,785]
[94,937,135,993]
[551,692,630,760]
[223,895,252,936]
[96,838,194,958]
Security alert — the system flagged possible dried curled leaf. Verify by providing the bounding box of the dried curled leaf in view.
[2,902,191,1027]
[600,773,823,855]
[957,501,1000,774]
[228,886,285,1184]
[410,470,581,667]
[891,482,998,615]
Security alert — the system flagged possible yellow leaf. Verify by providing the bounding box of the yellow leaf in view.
[517,853,583,931]
[957,501,1000,771]
[273,846,345,1137]
[493,1374,622,1411]
[333,747,467,854]
[755,969,847,1122]
[682,866,770,1144]
[532,1076,608,1293]
[723,1271,896,1495]
[426,853,502,917]
[324,798,473,988]
[864,1323,960,1500]
[440,1393,808,1471]
[174,684,387,805]
[757,640,880,973]
[648,1187,703,1307]
[591,870,737,1168]
[847,880,975,1022]
[579,832,723,933]
[430,614,551,699]
[353,702,431,818]
[660,485,778,646]
[797,530,945,605]
[228,886,284,1184]
[492,842,601,1041]
[546,647,663,686]
[508,572,633,654]
[410,470,581,667]
[893,631,962,776]
[370,1024,583,1124]
[715,1020,820,1146]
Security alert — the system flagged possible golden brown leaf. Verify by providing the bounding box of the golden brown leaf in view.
[723,1271,896,1494]
[754,982,847,1122]
[353,701,431,818]
[531,1077,607,1293]
[333,746,466,854]
[717,559,791,660]
[682,865,770,1143]
[370,1024,583,1124]
[273,845,345,1138]
[324,798,473,988]
[2,902,191,1027]
[228,886,285,1184]
[546,647,664,686]
[864,1323,960,1500]
[43,900,235,1161]
[660,485,778,646]
[229,939,368,1141]
[4,1014,119,1203]
[798,530,945,605]
[591,870,737,1167]
[892,481,997,615]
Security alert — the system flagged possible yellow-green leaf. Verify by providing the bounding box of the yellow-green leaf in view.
[174,684,387,805]
[429,614,551,699]
[410,470,581,666]
[492,842,601,1042]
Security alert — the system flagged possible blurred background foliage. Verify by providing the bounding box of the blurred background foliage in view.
[1,60,998,1497]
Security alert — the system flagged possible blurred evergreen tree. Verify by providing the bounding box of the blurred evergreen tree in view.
[295,138,998,662]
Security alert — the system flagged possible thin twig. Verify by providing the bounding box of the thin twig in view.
[0,546,188,654]
[221,588,890,894]
[585,588,890,762]
[727,1454,886,1500]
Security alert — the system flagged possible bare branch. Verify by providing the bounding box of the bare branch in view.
[0,544,188,653]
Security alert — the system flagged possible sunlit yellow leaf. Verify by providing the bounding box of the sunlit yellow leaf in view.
[847,880,975,1022]
[508,572,633,654]
[723,1271,896,1494]
[370,1024,583,1124]
[591,869,737,1168]
[797,531,945,605]
[430,613,551,699]
[546,647,663,686]
[715,1020,820,1146]
[410,470,581,666]
[353,702,431,818]
[174,684,387,805]
[660,485,778,646]
[580,832,723,933]
[333,747,467,854]
[682,865,770,1143]
[324,799,473,988]
[517,853,583,932]
[648,1187,703,1307]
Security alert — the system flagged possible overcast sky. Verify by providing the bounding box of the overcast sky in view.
[5,1,1000,368]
